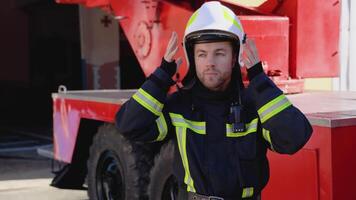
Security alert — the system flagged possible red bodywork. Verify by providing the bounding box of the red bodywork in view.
[52,90,135,162]
[53,97,119,162]
[53,90,356,200]
[52,0,355,199]
[57,0,340,91]
[264,125,356,200]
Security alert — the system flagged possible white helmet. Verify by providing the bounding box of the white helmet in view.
[182,1,246,86]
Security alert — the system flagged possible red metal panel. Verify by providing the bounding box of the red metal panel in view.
[263,125,332,200]
[53,97,120,163]
[331,126,356,200]
[263,123,356,200]
[276,0,340,78]
[304,126,333,200]
[53,97,80,163]
[57,0,341,82]
[109,0,192,81]
[240,16,289,80]
[262,149,319,200]
[109,1,290,83]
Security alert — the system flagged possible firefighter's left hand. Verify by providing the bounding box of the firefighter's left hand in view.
[242,38,260,69]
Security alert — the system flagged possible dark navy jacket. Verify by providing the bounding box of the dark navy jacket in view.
[115,62,312,199]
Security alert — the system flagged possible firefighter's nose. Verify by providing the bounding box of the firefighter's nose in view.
[206,55,215,68]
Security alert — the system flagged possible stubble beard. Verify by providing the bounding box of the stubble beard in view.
[200,70,230,91]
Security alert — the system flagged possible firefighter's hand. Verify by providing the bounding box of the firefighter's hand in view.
[164,32,179,62]
[161,32,182,77]
[242,38,260,69]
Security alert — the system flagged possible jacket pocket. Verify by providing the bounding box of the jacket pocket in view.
[236,132,257,160]
[226,118,258,160]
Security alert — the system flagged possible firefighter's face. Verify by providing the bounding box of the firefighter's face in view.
[194,41,234,91]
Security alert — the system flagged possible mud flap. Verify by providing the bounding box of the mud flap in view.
[50,163,87,190]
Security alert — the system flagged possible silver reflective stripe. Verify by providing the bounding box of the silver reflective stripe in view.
[258,95,291,123]
[155,114,168,141]
[226,118,258,137]
[132,88,163,116]
[176,127,196,192]
[169,113,206,134]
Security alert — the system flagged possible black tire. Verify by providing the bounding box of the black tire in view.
[87,124,154,200]
[148,140,178,200]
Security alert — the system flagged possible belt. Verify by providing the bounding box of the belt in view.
[187,192,228,200]
[186,191,261,200]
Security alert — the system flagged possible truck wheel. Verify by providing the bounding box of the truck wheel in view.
[87,124,153,200]
[148,140,178,200]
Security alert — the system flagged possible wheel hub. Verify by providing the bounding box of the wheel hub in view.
[96,151,124,200]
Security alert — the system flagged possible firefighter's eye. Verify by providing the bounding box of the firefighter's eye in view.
[197,53,206,58]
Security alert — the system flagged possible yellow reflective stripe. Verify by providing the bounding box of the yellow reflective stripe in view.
[226,118,258,137]
[176,127,196,192]
[258,95,285,114]
[169,113,206,135]
[155,114,168,141]
[222,7,243,32]
[262,100,292,123]
[258,94,292,123]
[262,128,275,151]
[132,88,163,116]
[186,10,199,29]
[242,187,254,198]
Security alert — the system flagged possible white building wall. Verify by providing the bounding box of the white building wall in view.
[333,0,356,91]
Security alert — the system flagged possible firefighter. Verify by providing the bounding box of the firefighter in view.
[115,1,312,200]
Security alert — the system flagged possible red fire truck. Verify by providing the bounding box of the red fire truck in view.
[50,0,356,199]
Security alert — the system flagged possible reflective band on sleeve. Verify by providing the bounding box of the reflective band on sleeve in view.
[222,7,243,32]
[176,127,196,192]
[258,94,292,123]
[226,118,258,137]
[132,88,163,116]
[169,113,206,134]
[242,187,254,198]
[262,128,275,151]
[155,114,168,141]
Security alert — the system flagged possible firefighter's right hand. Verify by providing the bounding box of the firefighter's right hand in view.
[161,32,182,77]
[164,32,179,62]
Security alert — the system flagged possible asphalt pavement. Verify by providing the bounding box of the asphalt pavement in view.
[0,127,88,200]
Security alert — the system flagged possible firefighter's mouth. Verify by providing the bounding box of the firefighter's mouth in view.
[204,71,219,76]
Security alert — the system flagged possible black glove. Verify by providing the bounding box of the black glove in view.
[247,61,263,81]
[160,58,177,77]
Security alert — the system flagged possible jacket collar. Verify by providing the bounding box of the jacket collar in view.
[192,79,234,103]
